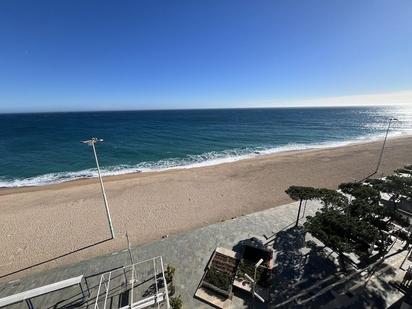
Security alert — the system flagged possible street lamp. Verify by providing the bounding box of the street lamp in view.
[361,117,398,182]
[82,138,115,239]
[375,118,398,175]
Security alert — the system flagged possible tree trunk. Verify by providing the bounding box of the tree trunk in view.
[296,199,303,227]
[386,195,400,243]
[338,250,347,272]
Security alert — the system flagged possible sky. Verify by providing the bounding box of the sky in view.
[0,0,411,113]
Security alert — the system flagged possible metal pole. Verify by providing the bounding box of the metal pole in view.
[252,259,263,308]
[252,266,257,305]
[126,231,134,264]
[160,256,171,309]
[90,140,115,239]
[376,118,398,174]
[360,118,398,182]
[295,199,303,227]
[401,245,412,270]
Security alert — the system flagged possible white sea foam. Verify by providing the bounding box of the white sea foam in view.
[0,131,410,188]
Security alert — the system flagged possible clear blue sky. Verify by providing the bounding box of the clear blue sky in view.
[0,0,411,112]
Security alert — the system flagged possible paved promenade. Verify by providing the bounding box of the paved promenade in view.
[0,199,408,308]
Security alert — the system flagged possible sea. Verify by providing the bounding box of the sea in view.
[0,106,411,188]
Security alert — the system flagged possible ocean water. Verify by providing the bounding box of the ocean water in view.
[0,106,411,188]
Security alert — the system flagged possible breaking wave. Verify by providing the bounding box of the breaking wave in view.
[0,131,409,188]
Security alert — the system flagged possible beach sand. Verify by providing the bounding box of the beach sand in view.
[0,136,411,281]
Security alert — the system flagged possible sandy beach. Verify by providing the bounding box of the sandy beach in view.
[1,135,411,281]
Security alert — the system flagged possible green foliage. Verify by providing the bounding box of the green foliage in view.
[339,182,381,204]
[304,208,378,260]
[204,267,232,291]
[170,295,183,309]
[366,172,412,226]
[368,175,412,200]
[316,188,348,209]
[237,260,271,287]
[165,265,175,284]
[348,198,382,219]
[390,209,410,227]
[285,186,318,201]
[285,185,348,209]
[298,164,412,268]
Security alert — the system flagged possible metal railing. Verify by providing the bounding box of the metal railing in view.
[94,256,170,309]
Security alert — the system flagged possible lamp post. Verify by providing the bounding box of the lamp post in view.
[361,117,398,182]
[82,138,115,239]
[375,118,398,175]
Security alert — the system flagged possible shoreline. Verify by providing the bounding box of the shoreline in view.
[1,133,410,196]
[1,135,411,280]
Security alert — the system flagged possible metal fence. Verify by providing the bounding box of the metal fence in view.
[94,256,170,309]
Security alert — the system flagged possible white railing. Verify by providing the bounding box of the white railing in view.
[94,256,170,309]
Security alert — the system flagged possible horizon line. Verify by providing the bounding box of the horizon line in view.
[0,104,410,115]
[2,89,411,114]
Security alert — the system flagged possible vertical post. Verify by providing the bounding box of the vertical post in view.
[295,199,303,227]
[126,231,134,264]
[252,267,257,306]
[160,256,170,309]
[153,258,159,308]
[130,265,135,306]
[375,118,393,175]
[401,245,412,270]
[252,259,263,308]
[91,140,115,239]
[359,118,398,183]
[94,274,105,309]
[103,272,112,309]
[25,299,34,309]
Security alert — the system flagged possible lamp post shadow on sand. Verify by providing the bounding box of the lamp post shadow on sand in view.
[0,237,112,280]
[0,138,117,280]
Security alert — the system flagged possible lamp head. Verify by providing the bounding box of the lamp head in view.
[81,138,104,145]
